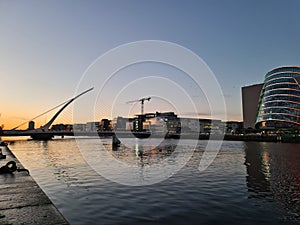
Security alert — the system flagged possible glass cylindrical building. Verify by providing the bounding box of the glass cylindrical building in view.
[255,66,300,130]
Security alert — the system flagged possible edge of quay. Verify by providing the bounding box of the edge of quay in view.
[0,144,69,225]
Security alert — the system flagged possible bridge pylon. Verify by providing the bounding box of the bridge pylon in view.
[30,88,93,140]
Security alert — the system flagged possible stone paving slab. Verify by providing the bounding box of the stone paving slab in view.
[0,144,69,225]
[0,204,69,225]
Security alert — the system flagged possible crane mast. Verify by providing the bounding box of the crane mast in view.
[127,97,151,115]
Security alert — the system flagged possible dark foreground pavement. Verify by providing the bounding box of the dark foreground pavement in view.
[0,144,69,225]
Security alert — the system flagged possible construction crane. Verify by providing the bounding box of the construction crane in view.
[126,97,151,115]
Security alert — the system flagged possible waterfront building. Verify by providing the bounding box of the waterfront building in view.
[226,121,243,134]
[100,119,112,131]
[146,117,167,133]
[180,118,199,133]
[137,112,179,133]
[255,66,300,130]
[133,116,145,132]
[242,83,264,128]
[51,123,73,131]
[110,112,239,135]
[179,118,224,134]
[28,121,35,130]
[113,117,132,131]
[73,123,86,132]
[126,121,134,131]
[155,112,180,134]
[86,122,100,132]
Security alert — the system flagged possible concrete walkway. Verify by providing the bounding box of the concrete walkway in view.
[0,144,69,225]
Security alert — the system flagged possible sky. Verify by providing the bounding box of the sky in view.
[1,0,300,129]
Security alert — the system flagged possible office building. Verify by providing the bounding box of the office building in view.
[242,84,264,128]
[255,66,300,130]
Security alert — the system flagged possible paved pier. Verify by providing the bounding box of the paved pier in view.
[0,144,69,225]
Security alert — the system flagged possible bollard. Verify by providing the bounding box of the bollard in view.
[112,134,121,149]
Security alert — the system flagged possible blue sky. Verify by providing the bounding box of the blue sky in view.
[1,0,300,128]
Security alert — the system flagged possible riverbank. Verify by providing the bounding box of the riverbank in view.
[224,134,300,143]
[0,144,69,225]
[180,133,300,143]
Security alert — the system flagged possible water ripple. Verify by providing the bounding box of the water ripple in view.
[8,139,300,225]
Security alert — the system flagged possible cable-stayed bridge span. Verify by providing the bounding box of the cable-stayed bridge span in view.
[1,88,94,140]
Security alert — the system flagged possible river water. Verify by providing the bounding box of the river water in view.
[6,138,300,225]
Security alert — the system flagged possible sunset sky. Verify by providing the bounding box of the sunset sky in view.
[1,0,300,129]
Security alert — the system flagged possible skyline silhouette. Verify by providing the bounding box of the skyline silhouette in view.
[1,0,300,128]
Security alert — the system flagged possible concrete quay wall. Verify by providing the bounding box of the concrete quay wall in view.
[0,144,69,225]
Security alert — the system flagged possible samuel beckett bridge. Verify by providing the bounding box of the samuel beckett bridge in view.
[1,88,150,141]
[1,88,94,140]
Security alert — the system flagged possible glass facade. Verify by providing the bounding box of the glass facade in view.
[255,66,300,130]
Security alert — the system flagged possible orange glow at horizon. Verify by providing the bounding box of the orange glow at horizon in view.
[1,109,243,130]
[0,108,74,130]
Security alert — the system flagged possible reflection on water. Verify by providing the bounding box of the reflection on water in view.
[245,142,300,222]
[9,139,86,189]
[244,142,273,200]
[110,139,178,167]
[7,139,300,225]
